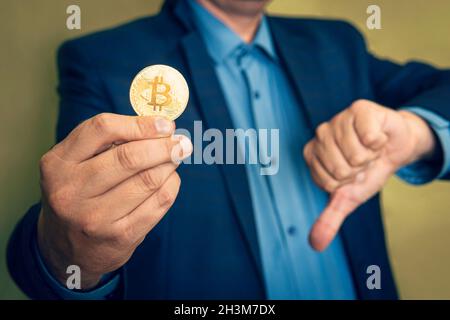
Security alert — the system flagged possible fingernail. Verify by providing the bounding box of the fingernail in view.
[178,135,193,156]
[172,135,193,161]
[154,117,173,134]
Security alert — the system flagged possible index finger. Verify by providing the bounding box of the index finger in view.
[53,113,175,162]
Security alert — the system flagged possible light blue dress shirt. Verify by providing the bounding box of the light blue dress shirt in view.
[188,0,356,299]
[34,0,450,299]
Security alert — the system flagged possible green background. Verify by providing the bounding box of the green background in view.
[1,0,450,299]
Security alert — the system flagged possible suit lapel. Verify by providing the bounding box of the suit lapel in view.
[172,2,265,287]
[268,17,340,129]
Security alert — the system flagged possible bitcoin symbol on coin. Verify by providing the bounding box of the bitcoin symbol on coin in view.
[129,65,189,120]
[146,76,172,112]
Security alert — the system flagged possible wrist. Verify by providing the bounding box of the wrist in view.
[399,110,437,164]
[37,208,102,289]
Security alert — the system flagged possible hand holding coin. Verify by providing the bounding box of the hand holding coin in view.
[37,65,192,289]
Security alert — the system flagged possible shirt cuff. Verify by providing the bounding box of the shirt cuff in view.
[33,229,120,300]
[396,107,450,185]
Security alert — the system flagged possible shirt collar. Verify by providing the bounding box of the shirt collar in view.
[187,0,277,64]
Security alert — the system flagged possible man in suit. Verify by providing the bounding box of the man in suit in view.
[7,0,450,299]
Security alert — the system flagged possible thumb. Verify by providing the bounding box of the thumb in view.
[308,186,361,252]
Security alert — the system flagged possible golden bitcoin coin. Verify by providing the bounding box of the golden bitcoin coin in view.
[129,64,189,120]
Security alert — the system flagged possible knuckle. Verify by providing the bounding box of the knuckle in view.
[113,221,136,246]
[157,177,179,208]
[39,152,53,175]
[333,167,351,180]
[134,117,151,138]
[79,214,101,238]
[331,112,343,126]
[348,153,367,167]
[303,143,312,162]
[157,188,176,208]
[315,123,329,141]
[360,132,378,147]
[350,99,368,112]
[91,113,114,135]
[47,186,73,212]
[116,144,139,171]
[324,180,338,193]
[138,169,161,193]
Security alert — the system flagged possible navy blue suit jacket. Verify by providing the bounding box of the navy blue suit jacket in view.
[8,0,450,299]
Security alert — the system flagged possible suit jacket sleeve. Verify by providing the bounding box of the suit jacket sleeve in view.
[369,55,450,123]
[358,28,450,180]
